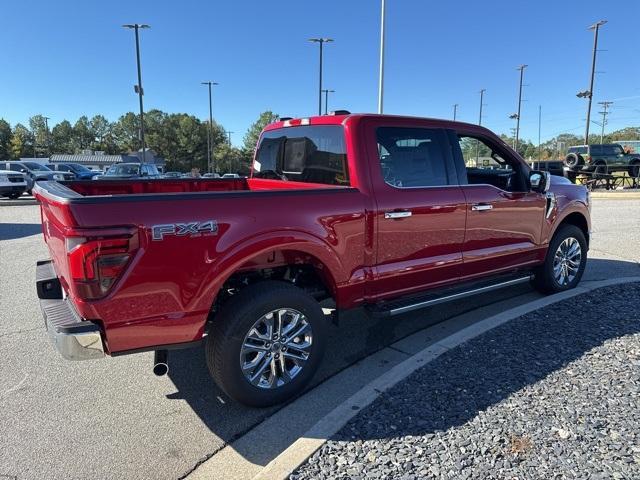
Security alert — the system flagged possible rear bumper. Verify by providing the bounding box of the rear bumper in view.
[0,185,26,194]
[36,260,105,361]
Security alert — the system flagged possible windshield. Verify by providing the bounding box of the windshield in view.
[108,164,140,176]
[253,125,349,186]
[68,163,91,172]
[23,162,51,171]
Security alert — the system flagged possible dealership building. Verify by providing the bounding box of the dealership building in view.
[47,149,165,171]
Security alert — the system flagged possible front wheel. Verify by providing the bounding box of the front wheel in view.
[206,281,327,407]
[532,225,587,294]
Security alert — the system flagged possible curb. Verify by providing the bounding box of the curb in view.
[253,276,640,480]
[0,199,38,206]
[590,191,640,199]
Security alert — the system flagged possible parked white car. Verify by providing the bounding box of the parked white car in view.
[0,169,27,199]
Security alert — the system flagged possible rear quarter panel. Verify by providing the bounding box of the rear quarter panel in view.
[59,189,368,353]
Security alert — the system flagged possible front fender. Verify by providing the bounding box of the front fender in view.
[542,185,591,245]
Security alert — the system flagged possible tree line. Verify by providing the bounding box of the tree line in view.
[0,110,280,174]
[0,112,637,171]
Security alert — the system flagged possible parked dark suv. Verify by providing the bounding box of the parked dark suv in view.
[564,143,640,180]
[45,162,96,180]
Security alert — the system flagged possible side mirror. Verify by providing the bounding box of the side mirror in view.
[530,170,550,193]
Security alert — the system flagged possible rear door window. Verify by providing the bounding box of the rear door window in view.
[376,127,450,188]
[254,125,349,186]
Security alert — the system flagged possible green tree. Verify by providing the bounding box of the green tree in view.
[0,119,11,160]
[72,116,95,151]
[112,112,140,152]
[29,114,50,157]
[89,115,111,151]
[213,143,246,175]
[242,110,279,158]
[9,124,33,158]
[51,120,74,153]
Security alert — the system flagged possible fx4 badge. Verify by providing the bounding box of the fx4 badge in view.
[151,220,218,241]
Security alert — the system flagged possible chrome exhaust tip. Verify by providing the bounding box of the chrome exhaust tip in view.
[153,350,168,376]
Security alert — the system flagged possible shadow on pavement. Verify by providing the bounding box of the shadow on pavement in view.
[0,223,42,241]
[165,258,638,464]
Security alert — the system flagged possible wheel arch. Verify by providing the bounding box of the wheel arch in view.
[554,211,590,247]
[195,231,346,316]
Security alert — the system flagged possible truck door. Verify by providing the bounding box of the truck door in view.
[448,129,547,280]
[367,123,467,300]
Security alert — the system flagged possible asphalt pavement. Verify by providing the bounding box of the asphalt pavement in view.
[0,198,638,480]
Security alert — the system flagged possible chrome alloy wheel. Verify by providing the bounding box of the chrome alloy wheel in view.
[553,237,582,286]
[240,308,313,389]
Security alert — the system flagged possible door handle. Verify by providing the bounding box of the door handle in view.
[471,203,493,211]
[384,210,412,219]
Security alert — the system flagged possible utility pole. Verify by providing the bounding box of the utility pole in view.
[476,89,486,166]
[377,0,386,114]
[582,20,607,145]
[514,64,527,151]
[597,101,612,143]
[453,103,458,121]
[309,38,333,116]
[226,131,233,145]
[322,89,335,115]
[538,105,542,161]
[201,81,219,173]
[478,89,486,126]
[123,24,150,164]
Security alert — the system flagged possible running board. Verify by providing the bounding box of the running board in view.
[365,274,532,318]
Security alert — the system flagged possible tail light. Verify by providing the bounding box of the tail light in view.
[65,227,139,300]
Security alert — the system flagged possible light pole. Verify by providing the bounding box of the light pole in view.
[309,38,333,115]
[377,0,386,114]
[514,64,527,151]
[538,105,542,161]
[581,20,607,145]
[597,101,612,143]
[322,89,335,114]
[122,23,150,164]
[453,104,458,121]
[201,81,219,173]
[476,89,486,166]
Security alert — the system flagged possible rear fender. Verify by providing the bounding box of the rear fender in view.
[194,230,349,313]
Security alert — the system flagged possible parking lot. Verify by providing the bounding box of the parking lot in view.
[1,198,638,480]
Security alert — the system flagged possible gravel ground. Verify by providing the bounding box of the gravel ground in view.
[292,283,640,480]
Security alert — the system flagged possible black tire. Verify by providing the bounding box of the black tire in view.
[628,161,640,179]
[564,153,583,168]
[206,281,327,407]
[8,193,20,199]
[532,224,587,294]
[592,162,608,179]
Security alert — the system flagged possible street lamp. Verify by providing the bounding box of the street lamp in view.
[514,64,527,151]
[452,104,458,121]
[582,20,607,145]
[201,81,219,173]
[321,89,335,115]
[309,38,333,116]
[378,0,386,114]
[122,23,150,164]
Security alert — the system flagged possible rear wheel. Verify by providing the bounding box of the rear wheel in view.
[532,224,587,294]
[7,193,20,199]
[629,161,640,178]
[206,281,327,407]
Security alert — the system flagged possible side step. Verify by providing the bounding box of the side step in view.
[365,274,532,318]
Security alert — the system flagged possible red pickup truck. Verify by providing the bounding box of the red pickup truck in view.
[34,113,591,406]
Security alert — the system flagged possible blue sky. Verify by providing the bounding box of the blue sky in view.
[2,0,638,145]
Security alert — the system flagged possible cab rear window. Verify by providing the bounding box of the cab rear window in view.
[254,125,349,186]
